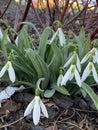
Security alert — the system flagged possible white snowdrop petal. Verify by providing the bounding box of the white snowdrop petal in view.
[15,36,18,46]
[61,66,71,85]
[24,100,34,117]
[49,31,57,44]
[81,63,91,82]
[63,56,73,68]
[76,56,81,72]
[0,65,6,78]
[33,99,40,125]
[0,29,3,39]
[92,64,98,84]
[59,28,65,46]
[40,100,48,118]
[81,53,90,64]
[75,68,81,87]
[95,50,98,64]
[69,74,74,80]
[93,56,97,63]
[7,35,11,42]
[0,86,15,101]
[8,63,16,83]
[57,75,63,86]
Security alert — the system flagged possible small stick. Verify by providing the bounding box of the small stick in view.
[67,7,85,25]
[0,0,12,18]
[46,0,53,25]
[31,1,45,28]
[13,0,32,40]
[59,0,70,23]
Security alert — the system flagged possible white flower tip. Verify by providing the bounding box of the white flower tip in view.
[57,75,63,86]
[24,111,28,117]
[24,107,30,117]
[33,120,39,125]
[61,81,65,86]
[0,65,6,78]
[11,78,15,83]
[45,113,49,118]
[0,102,1,107]
[79,82,82,87]
[24,99,34,118]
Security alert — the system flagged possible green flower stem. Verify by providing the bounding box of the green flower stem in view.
[35,88,40,96]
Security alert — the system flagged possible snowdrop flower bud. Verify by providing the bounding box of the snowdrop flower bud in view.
[57,67,63,86]
[24,96,48,125]
[81,62,98,84]
[0,61,15,83]
[57,74,63,86]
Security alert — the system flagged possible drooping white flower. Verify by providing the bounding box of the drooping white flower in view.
[81,48,98,64]
[0,85,25,107]
[0,61,15,83]
[81,62,98,84]
[15,36,18,46]
[57,74,63,86]
[24,96,48,125]
[58,28,66,46]
[64,52,81,72]
[0,28,3,39]
[0,28,11,42]
[61,64,81,87]
[49,28,66,46]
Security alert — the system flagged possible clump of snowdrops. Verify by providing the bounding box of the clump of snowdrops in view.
[0,21,98,125]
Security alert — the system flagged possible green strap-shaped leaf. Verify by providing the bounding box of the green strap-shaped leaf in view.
[81,82,98,110]
[20,21,40,38]
[26,49,43,78]
[7,43,35,75]
[71,27,85,57]
[44,89,55,98]
[26,48,49,89]
[51,84,70,95]
[16,26,32,50]
[49,44,63,72]
[38,27,52,59]
[36,54,50,89]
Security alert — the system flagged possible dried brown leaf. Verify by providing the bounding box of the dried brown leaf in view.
[0,100,21,115]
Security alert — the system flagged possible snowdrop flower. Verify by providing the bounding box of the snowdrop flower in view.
[57,74,63,86]
[24,96,48,125]
[49,28,66,46]
[0,61,15,83]
[15,36,18,46]
[0,85,25,107]
[57,67,63,86]
[0,28,11,42]
[81,48,98,64]
[0,28,3,39]
[61,64,81,87]
[64,52,81,72]
[81,62,98,84]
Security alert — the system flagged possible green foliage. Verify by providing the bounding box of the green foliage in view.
[0,25,98,110]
